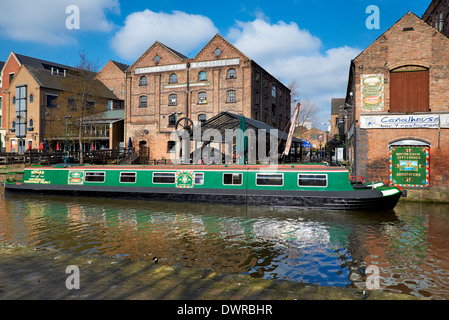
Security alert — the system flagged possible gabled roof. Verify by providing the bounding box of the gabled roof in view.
[158,42,189,60]
[331,98,345,115]
[353,11,442,62]
[25,65,118,100]
[196,111,300,142]
[15,52,74,71]
[193,33,250,61]
[110,60,130,72]
[128,40,189,71]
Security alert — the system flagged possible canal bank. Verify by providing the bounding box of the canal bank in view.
[0,243,418,300]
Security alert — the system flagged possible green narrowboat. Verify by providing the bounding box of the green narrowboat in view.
[3,163,405,211]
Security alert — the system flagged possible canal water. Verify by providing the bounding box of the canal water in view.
[1,191,449,300]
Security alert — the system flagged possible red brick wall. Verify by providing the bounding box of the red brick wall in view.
[96,61,126,101]
[352,12,449,187]
[0,53,21,128]
[126,34,291,160]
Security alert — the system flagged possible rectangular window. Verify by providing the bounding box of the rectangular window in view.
[46,94,58,108]
[298,174,327,187]
[256,173,283,186]
[223,173,242,185]
[85,171,105,182]
[153,172,176,184]
[120,172,136,183]
[194,173,204,185]
[167,141,175,152]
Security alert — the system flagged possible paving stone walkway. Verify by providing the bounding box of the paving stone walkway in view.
[0,243,418,300]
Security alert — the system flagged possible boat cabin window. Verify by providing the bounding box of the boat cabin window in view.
[223,173,242,185]
[194,173,204,185]
[256,173,283,186]
[298,174,327,187]
[153,172,176,184]
[85,171,105,183]
[120,172,136,183]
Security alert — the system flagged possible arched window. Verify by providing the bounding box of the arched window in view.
[198,92,207,104]
[198,114,207,124]
[29,94,34,103]
[139,95,147,108]
[169,73,178,83]
[226,90,236,103]
[29,119,34,127]
[227,68,236,79]
[271,103,276,116]
[139,76,147,86]
[198,71,207,81]
[168,114,177,126]
[271,84,276,98]
[169,94,177,105]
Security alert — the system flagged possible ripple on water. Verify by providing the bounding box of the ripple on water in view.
[1,194,449,298]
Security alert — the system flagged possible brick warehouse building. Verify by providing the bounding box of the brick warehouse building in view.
[344,12,449,189]
[125,34,291,160]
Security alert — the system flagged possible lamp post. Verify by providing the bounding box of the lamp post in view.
[64,115,72,164]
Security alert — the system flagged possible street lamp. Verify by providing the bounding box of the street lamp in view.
[64,115,72,164]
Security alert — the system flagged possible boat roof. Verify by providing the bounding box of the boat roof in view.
[29,163,349,172]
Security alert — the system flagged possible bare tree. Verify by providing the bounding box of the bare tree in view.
[287,79,319,137]
[51,51,107,163]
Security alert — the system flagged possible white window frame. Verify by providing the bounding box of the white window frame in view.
[120,172,137,184]
[85,171,106,183]
[223,173,243,185]
[297,174,328,187]
[152,172,176,184]
[256,173,284,186]
[194,172,204,185]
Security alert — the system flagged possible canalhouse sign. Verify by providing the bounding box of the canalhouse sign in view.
[360,114,449,129]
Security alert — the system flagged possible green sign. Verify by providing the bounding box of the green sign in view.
[176,170,195,188]
[390,146,429,187]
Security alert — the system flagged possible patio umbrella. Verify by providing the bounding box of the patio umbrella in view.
[56,142,60,151]
[27,141,32,151]
[91,143,95,151]
[236,116,247,164]
[128,137,133,153]
[39,142,44,152]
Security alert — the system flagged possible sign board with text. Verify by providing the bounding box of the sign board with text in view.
[390,146,429,188]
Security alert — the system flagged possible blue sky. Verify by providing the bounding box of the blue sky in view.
[0,0,431,129]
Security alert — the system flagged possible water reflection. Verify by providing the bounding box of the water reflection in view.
[0,191,448,299]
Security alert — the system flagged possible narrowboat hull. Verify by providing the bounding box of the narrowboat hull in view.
[4,179,403,211]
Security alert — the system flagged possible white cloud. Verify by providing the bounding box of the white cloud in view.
[0,0,119,45]
[227,17,361,127]
[111,10,218,61]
